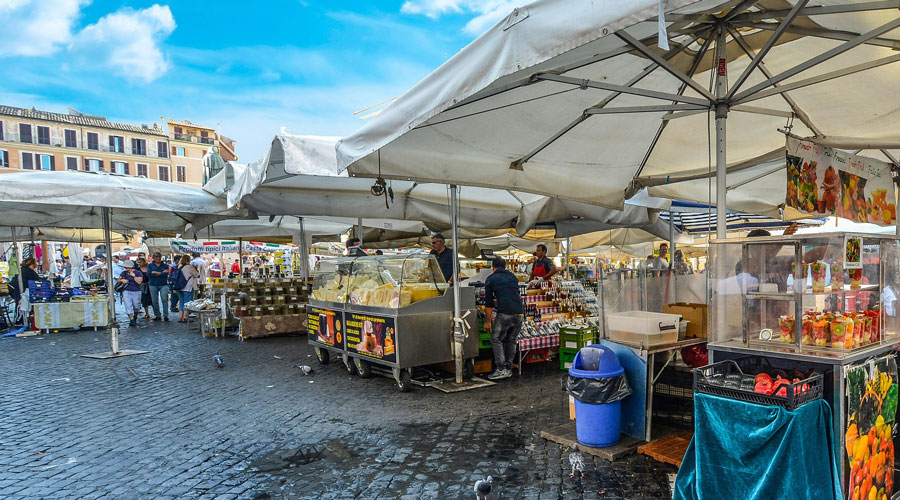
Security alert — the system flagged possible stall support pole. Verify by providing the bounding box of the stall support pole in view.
[450,185,464,384]
[12,226,24,325]
[238,238,243,276]
[299,217,310,280]
[102,208,119,354]
[564,237,571,280]
[357,218,363,246]
[896,189,900,236]
[714,23,728,240]
[597,252,607,339]
[668,216,675,269]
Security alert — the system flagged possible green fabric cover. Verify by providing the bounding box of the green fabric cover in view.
[674,393,842,500]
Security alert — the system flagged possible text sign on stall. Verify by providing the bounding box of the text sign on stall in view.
[785,137,896,225]
[307,306,344,349]
[345,312,396,363]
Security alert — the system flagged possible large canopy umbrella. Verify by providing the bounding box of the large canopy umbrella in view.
[0,170,245,357]
[337,0,900,239]
[209,134,658,236]
[0,227,132,243]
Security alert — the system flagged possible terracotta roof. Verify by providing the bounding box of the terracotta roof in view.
[0,105,169,137]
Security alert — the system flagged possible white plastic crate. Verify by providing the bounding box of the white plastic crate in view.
[606,311,680,346]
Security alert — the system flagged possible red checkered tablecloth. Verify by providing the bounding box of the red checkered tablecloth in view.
[518,334,559,351]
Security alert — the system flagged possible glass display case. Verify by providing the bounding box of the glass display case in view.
[709,233,900,358]
[312,255,448,309]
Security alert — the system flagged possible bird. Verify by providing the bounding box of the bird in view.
[213,354,224,368]
[569,451,585,478]
[297,365,314,376]
[473,475,492,499]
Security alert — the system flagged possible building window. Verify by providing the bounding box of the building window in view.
[19,124,32,144]
[158,165,170,182]
[0,150,8,167]
[65,156,78,170]
[109,135,125,153]
[176,165,186,182]
[175,146,185,157]
[157,141,167,158]
[87,132,99,150]
[112,161,128,174]
[21,152,33,169]
[64,129,77,148]
[136,163,148,178]
[0,121,4,140]
[37,126,50,145]
[131,138,146,156]
[84,158,103,172]
[38,154,54,171]
[174,126,182,134]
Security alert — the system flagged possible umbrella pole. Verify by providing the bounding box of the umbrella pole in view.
[450,185,464,384]
[12,226,24,325]
[238,238,243,276]
[565,237,571,280]
[597,252,607,339]
[714,24,728,240]
[102,208,119,354]
[299,218,309,280]
[357,218,363,246]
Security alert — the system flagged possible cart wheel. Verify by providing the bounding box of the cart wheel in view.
[463,358,475,379]
[343,355,357,375]
[315,347,330,364]
[396,369,413,392]
[354,358,371,378]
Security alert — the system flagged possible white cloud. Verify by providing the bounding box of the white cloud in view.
[400,0,520,34]
[0,0,87,57]
[69,4,176,83]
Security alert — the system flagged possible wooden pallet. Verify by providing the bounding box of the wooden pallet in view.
[637,431,693,468]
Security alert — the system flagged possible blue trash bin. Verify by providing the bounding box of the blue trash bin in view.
[568,344,628,448]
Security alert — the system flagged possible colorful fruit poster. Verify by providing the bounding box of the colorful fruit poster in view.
[845,355,897,500]
[785,137,896,225]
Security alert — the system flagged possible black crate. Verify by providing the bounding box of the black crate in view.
[694,359,823,411]
[653,393,694,428]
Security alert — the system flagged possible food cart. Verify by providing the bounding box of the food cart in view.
[308,254,479,391]
[706,233,900,498]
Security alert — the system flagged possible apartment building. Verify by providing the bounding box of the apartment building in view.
[0,106,184,183]
[167,120,238,185]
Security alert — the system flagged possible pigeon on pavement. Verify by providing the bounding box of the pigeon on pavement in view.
[296,365,314,376]
[213,354,224,368]
[474,475,492,499]
[569,451,585,478]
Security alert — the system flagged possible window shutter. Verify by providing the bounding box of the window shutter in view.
[0,121,4,140]
[99,160,104,171]
[109,136,115,148]
[49,156,55,171]
[124,163,129,175]
[22,153,33,170]
[83,158,89,171]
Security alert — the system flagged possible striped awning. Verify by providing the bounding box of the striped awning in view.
[661,202,825,235]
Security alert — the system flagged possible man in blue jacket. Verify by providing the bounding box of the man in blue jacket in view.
[483,257,523,380]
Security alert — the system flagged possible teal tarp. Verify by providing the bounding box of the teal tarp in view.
[674,394,842,500]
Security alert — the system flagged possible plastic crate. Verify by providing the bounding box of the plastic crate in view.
[694,359,823,410]
[559,348,577,370]
[559,325,597,350]
[524,347,551,364]
[479,336,492,350]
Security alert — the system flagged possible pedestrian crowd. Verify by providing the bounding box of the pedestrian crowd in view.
[114,251,212,326]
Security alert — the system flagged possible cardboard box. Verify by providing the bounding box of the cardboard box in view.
[663,302,708,338]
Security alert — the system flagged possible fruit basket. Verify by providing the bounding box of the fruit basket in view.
[694,359,823,410]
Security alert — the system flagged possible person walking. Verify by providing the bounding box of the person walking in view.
[136,257,153,319]
[169,255,181,313]
[118,260,144,327]
[176,255,201,323]
[147,252,171,322]
[9,257,40,325]
[483,257,524,380]
[190,252,208,297]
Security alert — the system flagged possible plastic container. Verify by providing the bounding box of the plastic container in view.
[568,345,627,448]
[693,359,823,410]
[606,311,679,346]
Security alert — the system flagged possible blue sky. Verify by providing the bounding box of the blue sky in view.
[1,0,518,162]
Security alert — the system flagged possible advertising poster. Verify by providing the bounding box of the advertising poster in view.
[345,312,396,364]
[785,137,896,225]
[307,306,343,349]
[845,355,897,499]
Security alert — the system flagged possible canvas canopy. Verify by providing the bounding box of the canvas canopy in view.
[208,134,659,236]
[337,0,900,231]
[183,215,425,244]
[0,227,132,243]
[0,171,243,232]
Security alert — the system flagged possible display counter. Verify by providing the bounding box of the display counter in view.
[33,297,108,332]
[208,276,311,340]
[309,254,478,391]
[707,233,900,498]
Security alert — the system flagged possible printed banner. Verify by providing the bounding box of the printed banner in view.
[844,355,897,498]
[307,306,343,349]
[169,240,298,254]
[345,312,396,363]
[786,137,896,225]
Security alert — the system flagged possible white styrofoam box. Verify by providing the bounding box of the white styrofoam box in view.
[606,311,680,346]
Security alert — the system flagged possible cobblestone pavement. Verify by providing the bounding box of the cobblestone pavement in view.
[0,311,676,499]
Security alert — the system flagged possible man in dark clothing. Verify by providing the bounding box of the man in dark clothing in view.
[147,252,171,321]
[483,257,523,380]
[429,233,454,282]
[346,237,367,257]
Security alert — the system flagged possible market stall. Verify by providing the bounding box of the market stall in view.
[308,253,478,391]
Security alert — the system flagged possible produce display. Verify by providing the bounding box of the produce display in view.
[845,356,897,500]
[777,310,881,348]
[220,277,309,317]
[312,255,447,309]
[694,360,823,410]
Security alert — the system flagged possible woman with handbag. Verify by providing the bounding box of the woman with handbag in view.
[118,260,144,327]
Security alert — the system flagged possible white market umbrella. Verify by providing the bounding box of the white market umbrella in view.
[337,0,900,239]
